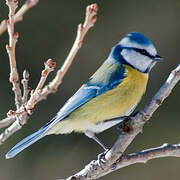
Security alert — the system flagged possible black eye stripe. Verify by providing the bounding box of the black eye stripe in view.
[134,48,154,58]
[122,47,155,59]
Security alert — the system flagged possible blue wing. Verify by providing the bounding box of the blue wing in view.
[6,61,126,159]
[6,86,101,159]
[46,62,126,130]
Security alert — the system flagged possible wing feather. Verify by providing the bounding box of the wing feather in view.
[46,62,126,131]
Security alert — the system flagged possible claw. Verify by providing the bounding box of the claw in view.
[97,149,109,167]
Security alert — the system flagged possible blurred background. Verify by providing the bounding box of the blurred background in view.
[0,0,180,179]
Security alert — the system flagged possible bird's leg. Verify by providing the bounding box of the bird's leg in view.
[85,130,109,165]
[85,130,108,151]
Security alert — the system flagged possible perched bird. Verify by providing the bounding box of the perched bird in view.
[6,32,162,159]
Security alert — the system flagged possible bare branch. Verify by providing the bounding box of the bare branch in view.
[0,114,29,144]
[0,118,21,144]
[0,19,8,36]
[6,0,22,109]
[0,0,39,36]
[109,143,180,172]
[73,143,180,179]
[21,70,30,104]
[0,4,98,144]
[0,116,16,129]
[66,64,180,180]
[37,3,98,101]
[25,59,56,110]
[67,143,180,180]
[0,59,55,143]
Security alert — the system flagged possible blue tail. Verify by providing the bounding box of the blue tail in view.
[6,125,48,159]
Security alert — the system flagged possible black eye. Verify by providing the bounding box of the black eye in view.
[139,49,147,55]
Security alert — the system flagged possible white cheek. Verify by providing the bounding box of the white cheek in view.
[121,49,152,72]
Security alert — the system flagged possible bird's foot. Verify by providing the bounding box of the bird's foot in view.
[97,149,109,167]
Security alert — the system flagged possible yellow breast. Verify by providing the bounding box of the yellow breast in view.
[49,65,148,134]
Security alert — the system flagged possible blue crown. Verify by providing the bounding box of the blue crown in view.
[126,32,152,46]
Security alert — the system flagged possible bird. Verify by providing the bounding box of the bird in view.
[6,32,162,159]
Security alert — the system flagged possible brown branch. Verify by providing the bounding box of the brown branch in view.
[25,59,56,110]
[36,3,98,101]
[0,118,21,144]
[66,64,180,180]
[0,19,8,36]
[72,143,180,179]
[0,3,98,144]
[0,59,55,144]
[108,143,180,173]
[21,70,30,105]
[0,0,39,36]
[0,116,16,129]
[6,0,22,110]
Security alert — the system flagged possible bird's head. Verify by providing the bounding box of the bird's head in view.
[111,32,163,73]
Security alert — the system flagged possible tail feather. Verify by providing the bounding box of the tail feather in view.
[6,125,48,159]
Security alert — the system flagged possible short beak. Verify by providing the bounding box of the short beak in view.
[154,55,163,62]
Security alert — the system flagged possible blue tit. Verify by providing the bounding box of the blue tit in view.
[6,32,162,159]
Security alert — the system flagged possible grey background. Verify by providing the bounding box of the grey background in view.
[0,0,179,180]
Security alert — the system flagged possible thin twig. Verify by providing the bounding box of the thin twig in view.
[0,59,55,144]
[0,4,98,144]
[0,119,21,144]
[21,70,30,105]
[66,143,180,180]
[36,3,98,101]
[6,0,22,110]
[110,143,180,171]
[0,116,16,129]
[25,59,56,110]
[0,0,39,36]
[0,114,30,145]
[66,64,180,180]
[0,19,8,36]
